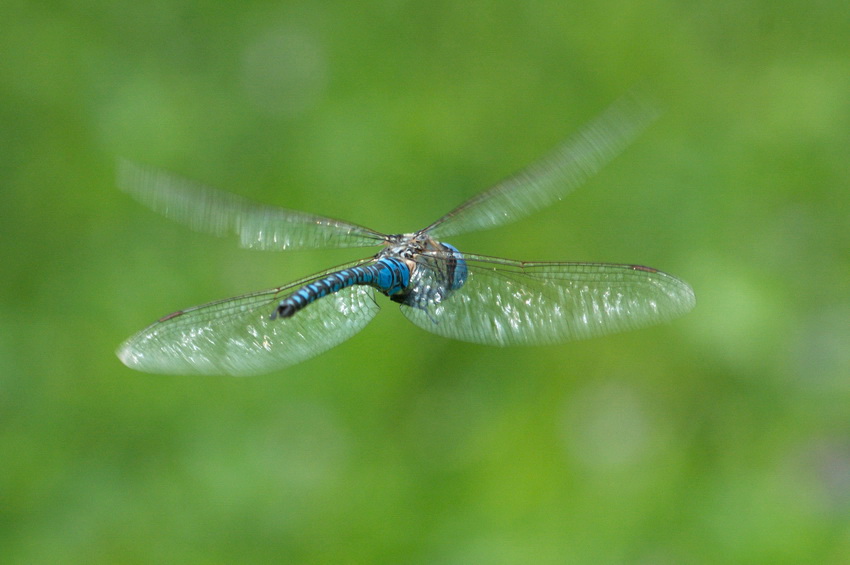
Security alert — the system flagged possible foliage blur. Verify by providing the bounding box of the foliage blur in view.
[2,2,849,563]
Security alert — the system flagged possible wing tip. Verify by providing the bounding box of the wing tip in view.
[116,340,143,370]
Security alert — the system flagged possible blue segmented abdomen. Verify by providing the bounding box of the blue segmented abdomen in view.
[271,257,411,319]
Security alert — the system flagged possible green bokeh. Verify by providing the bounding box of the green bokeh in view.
[3,2,849,563]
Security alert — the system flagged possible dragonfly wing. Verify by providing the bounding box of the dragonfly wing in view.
[424,92,659,239]
[401,254,695,346]
[118,160,387,250]
[117,261,380,376]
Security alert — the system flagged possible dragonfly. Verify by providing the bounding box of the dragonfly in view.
[117,94,695,376]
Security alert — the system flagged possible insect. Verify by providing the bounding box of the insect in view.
[117,95,695,376]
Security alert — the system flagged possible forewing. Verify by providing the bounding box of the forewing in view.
[117,261,380,376]
[118,160,386,250]
[424,93,659,239]
[401,254,695,346]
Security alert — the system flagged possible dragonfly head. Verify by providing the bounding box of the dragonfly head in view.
[439,242,468,290]
[379,233,467,291]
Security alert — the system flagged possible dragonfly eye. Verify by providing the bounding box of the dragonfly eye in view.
[439,242,468,290]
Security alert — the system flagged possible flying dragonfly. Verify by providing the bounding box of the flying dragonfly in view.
[117,95,695,376]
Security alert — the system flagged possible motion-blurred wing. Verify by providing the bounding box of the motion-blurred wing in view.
[424,93,658,239]
[401,254,695,346]
[117,261,380,376]
[118,160,387,250]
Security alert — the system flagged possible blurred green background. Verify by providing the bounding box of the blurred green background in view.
[3,1,849,563]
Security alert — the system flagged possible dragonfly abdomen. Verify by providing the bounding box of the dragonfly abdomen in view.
[271,257,411,319]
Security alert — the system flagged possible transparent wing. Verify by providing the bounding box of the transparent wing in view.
[424,93,659,239]
[117,260,379,376]
[401,253,695,346]
[118,160,387,250]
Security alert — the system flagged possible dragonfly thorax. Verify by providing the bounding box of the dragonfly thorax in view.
[379,232,431,260]
[379,233,469,312]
